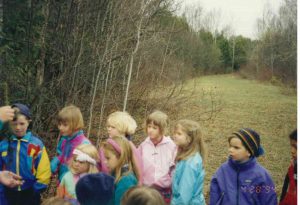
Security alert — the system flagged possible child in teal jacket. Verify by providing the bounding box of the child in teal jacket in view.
[171,119,206,205]
[102,136,139,205]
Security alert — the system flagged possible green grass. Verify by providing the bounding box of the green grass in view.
[176,74,297,200]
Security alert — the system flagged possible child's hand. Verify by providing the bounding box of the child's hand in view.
[0,106,15,122]
[0,171,24,188]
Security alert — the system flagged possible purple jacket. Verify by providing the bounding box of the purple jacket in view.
[209,157,277,205]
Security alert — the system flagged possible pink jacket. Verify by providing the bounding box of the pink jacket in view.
[138,136,177,188]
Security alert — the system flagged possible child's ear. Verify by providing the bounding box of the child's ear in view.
[187,136,192,144]
[247,151,251,157]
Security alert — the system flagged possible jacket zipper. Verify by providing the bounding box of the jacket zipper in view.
[16,139,21,191]
[216,192,225,205]
[236,168,240,205]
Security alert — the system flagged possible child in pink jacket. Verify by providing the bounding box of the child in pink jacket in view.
[138,110,177,204]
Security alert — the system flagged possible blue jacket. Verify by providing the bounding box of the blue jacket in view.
[114,172,138,205]
[171,153,205,205]
[0,131,51,192]
[209,157,277,205]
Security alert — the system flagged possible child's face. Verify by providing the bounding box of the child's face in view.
[173,126,190,147]
[58,122,73,136]
[147,122,162,141]
[290,139,297,160]
[10,115,29,137]
[104,150,119,173]
[107,123,122,138]
[229,137,251,162]
[72,155,89,174]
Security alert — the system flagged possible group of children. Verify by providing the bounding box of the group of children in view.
[0,103,297,205]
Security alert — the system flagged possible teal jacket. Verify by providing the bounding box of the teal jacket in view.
[171,153,205,205]
[114,172,138,205]
[0,131,51,192]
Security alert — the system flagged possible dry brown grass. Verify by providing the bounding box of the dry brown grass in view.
[43,74,296,203]
[155,74,296,202]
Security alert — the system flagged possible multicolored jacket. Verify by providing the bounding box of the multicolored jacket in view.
[50,130,90,181]
[209,157,277,205]
[171,152,205,205]
[0,131,51,192]
[57,171,86,205]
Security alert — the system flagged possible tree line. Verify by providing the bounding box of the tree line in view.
[0,0,296,141]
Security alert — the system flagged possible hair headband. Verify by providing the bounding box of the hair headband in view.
[73,149,97,165]
[107,138,122,154]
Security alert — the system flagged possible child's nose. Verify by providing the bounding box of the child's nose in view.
[291,148,296,155]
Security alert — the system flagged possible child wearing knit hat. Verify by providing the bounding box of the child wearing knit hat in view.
[0,103,51,205]
[209,128,277,205]
[75,173,115,205]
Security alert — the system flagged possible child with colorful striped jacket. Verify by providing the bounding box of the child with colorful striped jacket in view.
[51,105,90,182]
[0,103,51,205]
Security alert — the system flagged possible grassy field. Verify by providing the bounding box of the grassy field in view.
[173,74,297,201]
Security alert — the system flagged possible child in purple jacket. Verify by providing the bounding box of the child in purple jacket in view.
[209,128,277,205]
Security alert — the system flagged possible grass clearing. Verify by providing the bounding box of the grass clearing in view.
[171,74,296,201]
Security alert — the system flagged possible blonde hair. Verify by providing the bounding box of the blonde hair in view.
[102,136,140,183]
[121,186,165,205]
[145,110,168,135]
[42,197,72,205]
[69,144,99,174]
[107,111,137,136]
[58,105,84,133]
[174,119,206,163]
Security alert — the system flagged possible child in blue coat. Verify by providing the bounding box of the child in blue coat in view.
[0,103,51,205]
[209,128,277,205]
[171,119,206,205]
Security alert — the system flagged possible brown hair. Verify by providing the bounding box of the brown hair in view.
[121,186,165,205]
[145,110,168,135]
[57,105,84,133]
[42,197,72,205]
[174,119,206,163]
[102,136,140,183]
[69,144,99,174]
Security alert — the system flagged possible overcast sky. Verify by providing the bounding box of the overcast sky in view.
[175,0,283,39]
